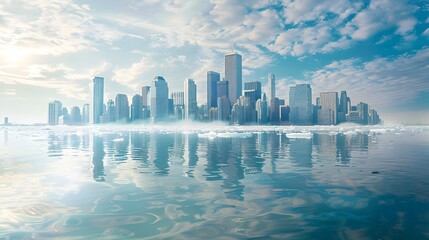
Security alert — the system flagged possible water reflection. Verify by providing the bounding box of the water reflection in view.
[3,127,428,239]
[44,131,380,184]
[92,135,105,182]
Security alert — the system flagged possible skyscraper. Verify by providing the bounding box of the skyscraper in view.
[131,94,143,122]
[268,73,275,102]
[93,76,104,124]
[270,98,280,124]
[106,99,115,123]
[171,92,184,106]
[217,96,231,122]
[184,79,197,120]
[82,104,90,124]
[70,106,81,125]
[357,102,369,124]
[338,91,348,123]
[150,76,169,121]
[48,100,62,125]
[256,93,268,124]
[115,94,129,123]
[369,109,381,125]
[217,80,229,98]
[207,71,220,110]
[289,84,312,125]
[280,105,290,123]
[244,81,262,106]
[319,92,338,125]
[142,86,150,107]
[225,53,242,105]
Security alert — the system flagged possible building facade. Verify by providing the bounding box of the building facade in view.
[115,94,129,123]
[225,53,242,105]
[207,71,220,111]
[289,84,312,125]
[93,76,104,124]
[150,76,169,121]
[319,92,338,125]
[184,79,197,120]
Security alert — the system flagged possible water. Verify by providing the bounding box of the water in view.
[0,125,428,239]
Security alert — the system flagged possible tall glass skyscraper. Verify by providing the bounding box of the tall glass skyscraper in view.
[142,86,150,107]
[93,76,104,124]
[106,99,115,123]
[150,76,169,121]
[48,100,62,125]
[131,94,143,122]
[82,104,90,124]
[225,53,242,105]
[357,102,369,124]
[115,94,129,123]
[289,84,312,125]
[256,93,268,124]
[217,80,229,99]
[171,92,184,106]
[244,81,262,109]
[184,79,197,120]
[338,91,348,123]
[319,92,339,125]
[207,71,220,110]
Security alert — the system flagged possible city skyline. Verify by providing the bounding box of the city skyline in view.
[45,63,381,126]
[0,0,428,124]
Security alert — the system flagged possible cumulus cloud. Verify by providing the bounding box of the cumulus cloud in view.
[344,0,418,40]
[0,0,132,57]
[0,0,427,123]
[112,57,157,90]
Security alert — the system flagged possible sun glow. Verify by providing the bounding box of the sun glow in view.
[0,47,30,63]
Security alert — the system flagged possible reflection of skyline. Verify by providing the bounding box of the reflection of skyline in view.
[3,127,426,239]
[45,130,376,200]
[92,135,105,182]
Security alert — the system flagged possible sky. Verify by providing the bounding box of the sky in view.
[0,0,428,124]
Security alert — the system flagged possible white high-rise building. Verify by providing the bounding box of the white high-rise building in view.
[82,104,90,124]
[184,79,197,120]
[92,76,104,124]
[256,93,268,124]
[48,100,62,125]
[225,53,242,105]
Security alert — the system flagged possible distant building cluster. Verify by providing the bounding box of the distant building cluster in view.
[48,53,381,126]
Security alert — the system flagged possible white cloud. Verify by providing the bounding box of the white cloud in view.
[112,57,156,90]
[423,28,429,37]
[345,0,418,40]
[282,0,361,25]
[0,0,134,58]
[309,48,429,111]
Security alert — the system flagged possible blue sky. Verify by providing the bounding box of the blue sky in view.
[0,0,428,124]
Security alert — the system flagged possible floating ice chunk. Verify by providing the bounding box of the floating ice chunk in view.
[286,132,312,139]
[370,129,387,134]
[198,131,217,139]
[198,132,252,138]
[343,130,357,135]
[218,132,252,138]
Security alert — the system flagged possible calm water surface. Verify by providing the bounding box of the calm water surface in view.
[0,125,428,239]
